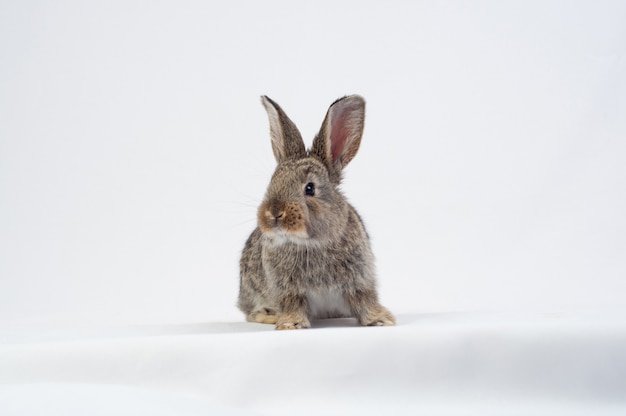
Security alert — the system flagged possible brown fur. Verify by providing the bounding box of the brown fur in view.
[238,95,395,330]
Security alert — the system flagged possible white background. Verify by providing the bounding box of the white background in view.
[1,1,625,325]
[0,1,626,323]
[2,2,626,415]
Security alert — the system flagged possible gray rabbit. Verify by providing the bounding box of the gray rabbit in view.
[238,95,395,330]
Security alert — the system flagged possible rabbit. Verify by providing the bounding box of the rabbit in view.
[238,95,396,330]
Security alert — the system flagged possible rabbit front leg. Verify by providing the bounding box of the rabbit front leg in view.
[345,289,396,327]
[275,293,311,330]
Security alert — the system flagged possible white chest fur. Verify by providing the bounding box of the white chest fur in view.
[306,288,352,320]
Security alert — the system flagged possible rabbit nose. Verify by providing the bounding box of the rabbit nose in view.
[269,204,285,220]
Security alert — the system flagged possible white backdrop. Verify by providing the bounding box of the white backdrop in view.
[1,1,625,327]
[2,2,626,415]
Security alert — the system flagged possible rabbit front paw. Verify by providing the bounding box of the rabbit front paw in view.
[275,313,311,330]
[361,306,396,327]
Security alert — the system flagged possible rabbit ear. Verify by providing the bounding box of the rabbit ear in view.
[311,95,365,182]
[261,96,306,163]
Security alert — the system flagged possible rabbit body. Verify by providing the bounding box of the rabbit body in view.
[238,95,395,330]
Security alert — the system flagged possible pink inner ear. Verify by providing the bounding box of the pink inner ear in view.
[330,112,350,162]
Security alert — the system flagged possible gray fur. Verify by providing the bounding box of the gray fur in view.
[238,95,395,330]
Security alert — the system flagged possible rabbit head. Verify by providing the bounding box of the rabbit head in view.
[257,95,366,245]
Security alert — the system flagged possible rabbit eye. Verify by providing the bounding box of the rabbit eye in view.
[304,182,315,196]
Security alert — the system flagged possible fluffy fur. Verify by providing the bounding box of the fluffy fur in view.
[238,95,395,330]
